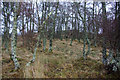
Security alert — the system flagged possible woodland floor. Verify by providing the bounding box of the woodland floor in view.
[2,37,120,78]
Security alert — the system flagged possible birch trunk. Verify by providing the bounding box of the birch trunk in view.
[11,2,20,70]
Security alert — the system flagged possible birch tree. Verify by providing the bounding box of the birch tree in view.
[2,2,10,52]
[11,2,20,70]
[26,4,53,65]
[93,2,97,47]
[70,3,74,46]
[49,2,59,52]
[42,2,47,51]
[77,2,90,59]
[101,2,107,65]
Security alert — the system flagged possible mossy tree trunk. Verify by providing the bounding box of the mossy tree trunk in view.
[77,22,80,42]
[36,2,41,48]
[29,2,32,31]
[22,9,24,46]
[70,5,74,46]
[42,2,47,51]
[26,3,53,65]
[32,4,34,32]
[26,17,29,32]
[83,2,90,59]
[83,5,87,59]
[65,16,68,41]
[101,2,107,65]
[49,2,59,52]
[77,2,90,59]
[2,2,10,52]
[60,14,64,41]
[53,2,59,39]
[93,2,97,47]
[11,2,20,70]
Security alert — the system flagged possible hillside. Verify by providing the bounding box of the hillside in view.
[2,38,120,78]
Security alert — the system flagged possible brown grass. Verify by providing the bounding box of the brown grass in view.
[2,38,119,78]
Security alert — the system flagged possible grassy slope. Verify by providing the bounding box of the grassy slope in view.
[2,39,120,78]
